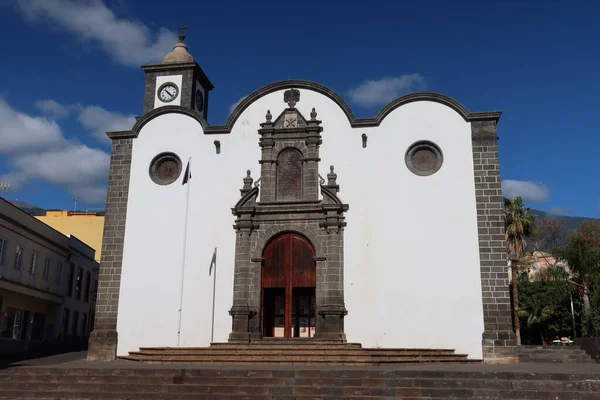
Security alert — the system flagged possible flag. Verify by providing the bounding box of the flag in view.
[182,159,191,185]
[209,247,217,276]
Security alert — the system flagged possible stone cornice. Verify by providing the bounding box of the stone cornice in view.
[107,80,502,140]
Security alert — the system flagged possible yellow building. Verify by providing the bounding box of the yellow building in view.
[36,212,105,262]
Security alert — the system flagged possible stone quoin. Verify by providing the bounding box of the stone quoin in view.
[87,30,515,364]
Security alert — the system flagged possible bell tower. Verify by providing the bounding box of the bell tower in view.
[140,25,213,119]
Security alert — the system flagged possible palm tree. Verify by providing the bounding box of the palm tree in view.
[504,196,536,345]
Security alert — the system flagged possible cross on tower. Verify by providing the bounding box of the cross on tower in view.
[179,25,186,43]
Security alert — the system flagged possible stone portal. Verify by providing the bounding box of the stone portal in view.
[228,90,349,343]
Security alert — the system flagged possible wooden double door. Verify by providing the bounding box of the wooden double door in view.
[261,233,316,338]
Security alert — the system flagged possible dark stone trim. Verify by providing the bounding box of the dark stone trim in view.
[87,137,133,361]
[141,62,214,91]
[471,120,517,364]
[107,106,209,139]
[105,81,502,140]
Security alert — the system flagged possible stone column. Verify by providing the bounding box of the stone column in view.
[228,230,256,342]
[303,108,322,201]
[229,172,259,342]
[471,119,517,364]
[258,112,276,202]
[87,136,133,361]
[315,166,347,341]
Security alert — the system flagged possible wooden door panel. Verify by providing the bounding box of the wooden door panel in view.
[262,235,287,288]
[292,234,316,287]
[262,233,317,338]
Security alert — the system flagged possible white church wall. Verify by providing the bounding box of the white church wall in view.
[117,87,484,359]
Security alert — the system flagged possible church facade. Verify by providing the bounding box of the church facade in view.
[88,34,516,363]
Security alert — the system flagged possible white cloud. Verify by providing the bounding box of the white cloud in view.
[0,98,65,154]
[229,95,247,114]
[502,180,550,203]
[13,145,109,187]
[78,105,136,143]
[35,99,79,119]
[1,97,110,205]
[347,74,426,108]
[15,0,177,66]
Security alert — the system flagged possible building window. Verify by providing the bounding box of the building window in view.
[30,313,46,341]
[149,152,182,185]
[67,263,75,297]
[56,262,63,284]
[14,245,24,270]
[405,140,443,176]
[29,251,39,275]
[62,308,70,338]
[75,267,83,300]
[1,307,22,339]
[72,311,79,337]
[0,237,8,265]
[81,313,88,337]
[43,258,51,280]
[276,148,303,201]
[84,271,91,303]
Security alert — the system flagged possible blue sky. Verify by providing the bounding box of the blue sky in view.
[0,0,598,217]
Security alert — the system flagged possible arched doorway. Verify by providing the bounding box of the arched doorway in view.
[261,233,316,338]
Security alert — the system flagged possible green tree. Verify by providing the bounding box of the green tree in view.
[504,197,536,345]
[553,221,600,336]
[518,278,574,344]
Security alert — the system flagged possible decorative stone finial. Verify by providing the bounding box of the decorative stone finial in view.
[284,88,300,108]
[178,25,186,43]
[310,107,317,121]
[242,170,253,191]
[327,165,337,186]
[265,110,272,122]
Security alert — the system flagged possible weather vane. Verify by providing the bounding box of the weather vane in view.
[179,24,186,43]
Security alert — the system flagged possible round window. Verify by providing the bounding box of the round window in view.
[405,141,443,176]
[149,152,182,185]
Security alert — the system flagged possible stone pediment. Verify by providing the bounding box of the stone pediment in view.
[272,108,308,129]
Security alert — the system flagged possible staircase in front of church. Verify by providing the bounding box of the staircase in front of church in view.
[119,341,475,365]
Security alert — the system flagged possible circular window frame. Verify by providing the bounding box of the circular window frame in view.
[156,82,180,103]
[405,140,443,176]
[149,152,183,185]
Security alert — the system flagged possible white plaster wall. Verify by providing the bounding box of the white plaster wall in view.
[118,88,484,359]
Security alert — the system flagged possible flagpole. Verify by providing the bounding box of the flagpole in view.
[177,157,191,347]
[211,247,217,344]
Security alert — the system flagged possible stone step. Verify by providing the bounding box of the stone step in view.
[2,365,600,399]
[211,340,361,347]
[1,381,598,399]
[517,346,594,364]
[118,356,472,365]
[126,346,467,365]
[133,348,459,356]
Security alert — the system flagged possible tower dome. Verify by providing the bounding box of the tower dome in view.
[162,25,194,64]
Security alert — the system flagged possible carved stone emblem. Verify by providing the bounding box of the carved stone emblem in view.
[284,88,300,108]
[284,113,298,128]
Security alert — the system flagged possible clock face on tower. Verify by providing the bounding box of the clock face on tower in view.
[195,89,204,112]
[157,82,179,103]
